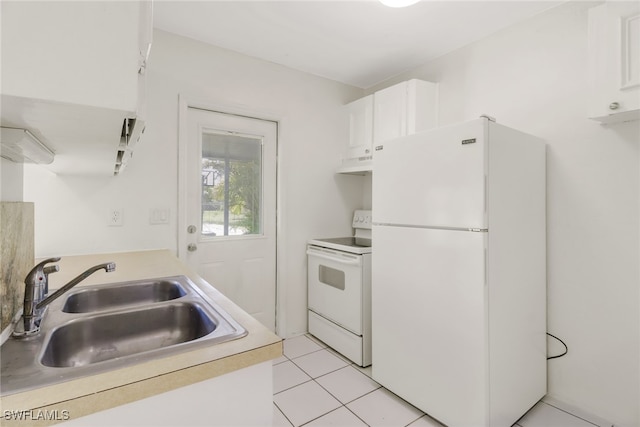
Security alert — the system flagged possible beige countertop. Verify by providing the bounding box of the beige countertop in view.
[0,249,282,426]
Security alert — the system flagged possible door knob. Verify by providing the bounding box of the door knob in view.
[187,243,197,252]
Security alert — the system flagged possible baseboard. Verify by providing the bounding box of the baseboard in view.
[542,395,615,427]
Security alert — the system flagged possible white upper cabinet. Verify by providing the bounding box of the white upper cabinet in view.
[337,79,438,174]
[588,2,640,124]
[347,95,375,160]
[0,1,152,175]
[373,79,438,145]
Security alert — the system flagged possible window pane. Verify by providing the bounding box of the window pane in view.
[318,265,345,290]
[201,131,262,237]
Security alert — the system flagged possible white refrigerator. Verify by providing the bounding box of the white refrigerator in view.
[371,117,546,427]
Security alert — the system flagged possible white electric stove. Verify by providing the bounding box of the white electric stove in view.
[307,210,372,366]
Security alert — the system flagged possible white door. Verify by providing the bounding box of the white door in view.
[372,118,487,229]
[182,107,277,331]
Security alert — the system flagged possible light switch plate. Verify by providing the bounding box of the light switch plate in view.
[149,208,169,225]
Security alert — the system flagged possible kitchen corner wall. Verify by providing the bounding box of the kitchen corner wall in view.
[23,30,364,339]
[0,202,34,332]
[366,2,639,425]
[1,159,24,202]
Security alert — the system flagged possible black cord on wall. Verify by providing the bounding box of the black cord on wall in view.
[547,333,568,360]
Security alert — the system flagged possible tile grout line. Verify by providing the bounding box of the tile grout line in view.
[298,404,371,427]
[286,349,383,406]
[275,348,348,426]
[273,353,313,395]
[287,350,352,381]
[342,404,372,427]
[309,369,381,425]
[273,377,314,396]
[540,401,603,427]
[273,400,295,427]
[286,347,330,362]
[294,359,361,424]
[403,414,426,427]
[278,342,384,426]
[280,341,441,427]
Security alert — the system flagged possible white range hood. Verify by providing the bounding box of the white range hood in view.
[1,95,142,176]
[0,127,54,165]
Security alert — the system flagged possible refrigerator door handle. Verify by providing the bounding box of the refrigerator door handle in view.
[484,174,488,217]
[484,248,488,286]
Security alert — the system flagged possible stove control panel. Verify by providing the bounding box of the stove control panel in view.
[352,210,372,229]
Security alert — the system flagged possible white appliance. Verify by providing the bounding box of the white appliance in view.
[307,210,372,367]
[372,117,546,427]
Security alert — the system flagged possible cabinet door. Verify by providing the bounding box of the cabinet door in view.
[136,1,154,121]
[373,82,408,145]
[407,79,439,134]
[346,95,374,159]
[1,1,142,112]
[588,2,640,123]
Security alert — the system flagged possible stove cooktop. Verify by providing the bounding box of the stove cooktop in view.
[315,237,370,247]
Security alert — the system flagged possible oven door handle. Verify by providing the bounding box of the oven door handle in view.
[306,249,361,265]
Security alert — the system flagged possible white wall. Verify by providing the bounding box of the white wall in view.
[24,30,365,338]
[368,2,639,425]
[1,158,24,202]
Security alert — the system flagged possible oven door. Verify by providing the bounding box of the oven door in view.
[307,245,363,335]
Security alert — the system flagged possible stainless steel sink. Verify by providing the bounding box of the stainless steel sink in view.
[1,275,247,396]
[62,279,186,313]
[42,302,216,367]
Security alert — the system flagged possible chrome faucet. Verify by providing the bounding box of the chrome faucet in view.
[13,258,116,337]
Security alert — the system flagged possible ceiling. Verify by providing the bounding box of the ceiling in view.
[153,1,564,89]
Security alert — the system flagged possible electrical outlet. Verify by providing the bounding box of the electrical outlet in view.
[108,208,124,226]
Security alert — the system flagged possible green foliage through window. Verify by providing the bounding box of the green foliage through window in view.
[201,132,262,237]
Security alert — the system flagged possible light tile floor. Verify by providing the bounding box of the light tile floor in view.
[273,335,613,427]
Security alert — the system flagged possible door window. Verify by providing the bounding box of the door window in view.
[201,131,262,237]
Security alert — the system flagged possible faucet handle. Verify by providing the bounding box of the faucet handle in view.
[42,265,60,295]
[24,257,61,284]
[43,265,59,274]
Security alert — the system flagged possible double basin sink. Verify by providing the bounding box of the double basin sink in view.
[1,276,247,395]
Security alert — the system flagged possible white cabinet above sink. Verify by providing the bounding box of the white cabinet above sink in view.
[0,1,152,175]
